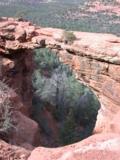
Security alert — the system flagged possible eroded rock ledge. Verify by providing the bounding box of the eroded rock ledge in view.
[0,17,120,160]
[0,17,120,64]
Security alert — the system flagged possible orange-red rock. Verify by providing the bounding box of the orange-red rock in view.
[10,111,40,147]
[0,18,120,158]
[28,133,120,160]
[0,139,30,160]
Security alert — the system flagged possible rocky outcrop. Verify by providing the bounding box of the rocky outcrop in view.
[28,133,120,160]
[0,49,33,116]
[11,111,40,148]
[0,139,30,160]
[0,73,40,148]
[0,17,120,159]
[0,18,41,149]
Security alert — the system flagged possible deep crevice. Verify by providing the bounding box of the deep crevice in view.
[31,48,101,147]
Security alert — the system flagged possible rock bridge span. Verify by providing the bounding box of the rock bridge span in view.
[0,17,120,133]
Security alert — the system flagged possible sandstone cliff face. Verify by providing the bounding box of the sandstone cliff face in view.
[59,51,120,134]
[0,51,39,148]
[0,17,120,159]
[0,18,41,150]
[0,49,33,115]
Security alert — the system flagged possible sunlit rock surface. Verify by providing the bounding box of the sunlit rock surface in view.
[28,133,120,160]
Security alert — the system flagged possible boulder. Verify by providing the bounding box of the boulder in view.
[0,139,30,160]
[15,26,26,42]
[4,25,16,32]
[25,26,36,40]
[10,111,40,147]
[32,36,46,46]
[53,30,64,42]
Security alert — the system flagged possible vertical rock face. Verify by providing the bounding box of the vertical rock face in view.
[1,49,34,115]
[58,52,120,134]
[0,38,41,150]
[0,49,41,148]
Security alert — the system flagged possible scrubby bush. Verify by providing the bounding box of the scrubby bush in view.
[62,31,76,44]
[74,88,100,125]
[14,10,27,20]
[60,108,76,145]
[34,48,60,75]
[32,96,52,136]
[0,98,13,133]
[0,81,14,141]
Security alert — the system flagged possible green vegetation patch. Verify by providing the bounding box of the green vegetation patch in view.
[32,48,100,146]
[0,81,14,141]
[62,31,76,44]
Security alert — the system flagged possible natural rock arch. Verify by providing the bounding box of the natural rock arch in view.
[0,17,120,135]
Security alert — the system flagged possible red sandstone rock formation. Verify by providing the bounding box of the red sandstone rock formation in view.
[0,17,120,159]
[11,111,40,148]
[0,139,30,160]
[0,18,41,150]
[28,133,120,160]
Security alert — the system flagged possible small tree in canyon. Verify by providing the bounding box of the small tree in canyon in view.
[60,108,76,145]
[32,48,100,146]
[0,81,14,141]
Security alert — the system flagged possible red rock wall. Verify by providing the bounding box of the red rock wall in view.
[0,49,34,115]
[58,51,120,133]
[0,140,30,160]
[0,48,41,148]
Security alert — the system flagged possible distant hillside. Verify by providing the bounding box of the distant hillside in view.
[0,0,119,35]
[0,0,54,5]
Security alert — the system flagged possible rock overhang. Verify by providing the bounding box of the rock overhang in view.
[0,17,120,64]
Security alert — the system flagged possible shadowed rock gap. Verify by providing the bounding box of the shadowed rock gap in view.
[31,48,100,147]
